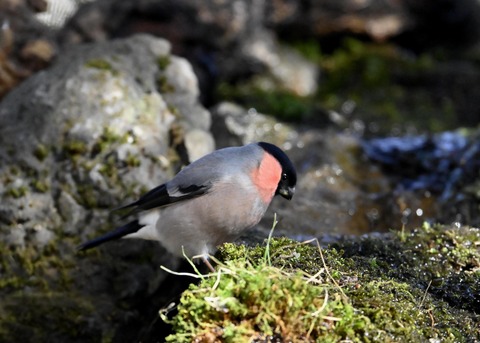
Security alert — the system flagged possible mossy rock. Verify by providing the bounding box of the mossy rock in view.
[165,224,480,342]
[0,293,105,343]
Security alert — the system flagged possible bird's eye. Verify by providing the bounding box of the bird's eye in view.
[282,173,287,180]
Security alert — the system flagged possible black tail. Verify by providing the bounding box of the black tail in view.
[77,220,142,251]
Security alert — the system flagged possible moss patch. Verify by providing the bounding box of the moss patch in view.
[0,241,74,291]
[63,139,89,157]
[315,38,457,133]
[217,38,471,132]
[157,75,176,93]
[31,179,49,193]
[157,55,171,71]
[91,127,129,156]
[33,144,49,161]
[216,83,314,121]
[165,224,480,342]
[85,58,118,75]
[5,185,28,198]
[338,223,480,314]
[0,293,101,342]
[164,256,368,342]
[0,234,113,342]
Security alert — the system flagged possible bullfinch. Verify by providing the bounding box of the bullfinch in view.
[78,142,296,268]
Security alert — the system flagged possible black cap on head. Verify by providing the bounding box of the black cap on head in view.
[257,142,297,200]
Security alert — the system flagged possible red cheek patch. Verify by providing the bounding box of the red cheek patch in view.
[250,152,282,203]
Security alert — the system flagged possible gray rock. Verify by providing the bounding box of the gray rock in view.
[0,34,213,342]
[0,34,214,247]
[59,0,321,100]
[184,128,216,162]
[211,102,298,149]
[241,30,319,96]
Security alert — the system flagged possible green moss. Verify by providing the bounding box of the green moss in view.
[0,293,99,342]
[165,257,368,342]
[31,179,49,193]
[157,55,171,71]
[337,223,480,312]
[316,38,456,133]
[155,55,174,92]
[218,37,464,131]
[125,152,141,168]
[63,139,88,156]
[98,154,118,180]
[33,144,49,161]
[105,127,129,144]
[9,166,19,175]
[85,58,118,75]
[167,104,180,116]
[0,240,73,291]
[75,183,98,208]
[0,230,114,341]
[290,39,323,64]
[166,228,480,341]
[5,185,28,198]
[91,127,128,155]
[216,83,314,121]
[157,75,175,93]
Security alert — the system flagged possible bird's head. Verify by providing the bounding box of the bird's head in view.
[257,142,296,200]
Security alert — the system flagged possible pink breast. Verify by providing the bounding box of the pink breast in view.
[250,152,282,203]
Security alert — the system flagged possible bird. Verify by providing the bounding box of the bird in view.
[78,141,296,270]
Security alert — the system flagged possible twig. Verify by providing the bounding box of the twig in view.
[419,279,432,309]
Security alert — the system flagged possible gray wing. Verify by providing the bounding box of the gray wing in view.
[117,151,227,215]
[117,144,257,215]
[117,182,211,215]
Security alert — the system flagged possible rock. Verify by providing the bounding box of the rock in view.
[266,0,412,42]
[211,102,298,148]
[184,128,215,162]
[238,30,319,96]
[0,34,213,342]
[161,55,212,132]
[0,0,57,98]
[60,0,320,102]
[19,38,55,69]
[0,34,176,245]
[56,190,87,234]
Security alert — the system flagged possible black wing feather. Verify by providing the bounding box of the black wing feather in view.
[116,184,171,212]
[117,183,210,216]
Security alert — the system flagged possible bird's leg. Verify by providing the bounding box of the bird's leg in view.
[202,255,216,273]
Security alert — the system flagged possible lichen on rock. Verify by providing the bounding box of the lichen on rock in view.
[0,34,213,342]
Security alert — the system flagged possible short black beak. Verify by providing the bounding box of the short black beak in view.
[278,187,295,200]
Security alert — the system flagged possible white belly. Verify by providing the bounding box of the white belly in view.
[130,187,270,258]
